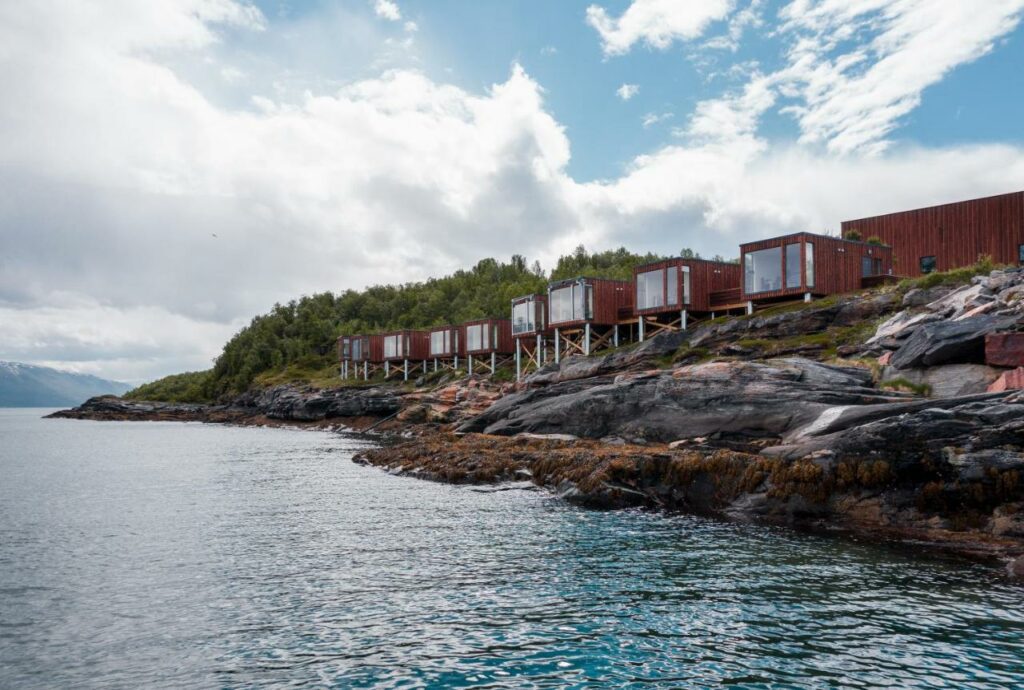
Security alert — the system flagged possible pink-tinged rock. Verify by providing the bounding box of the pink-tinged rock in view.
[953,301,995,320]
[988,367,1024,393]
[877,351,892,366]
[985,333,1024,367]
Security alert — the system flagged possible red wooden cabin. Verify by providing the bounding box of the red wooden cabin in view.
[511,294,552,380]
[511,294,549,338]
[462,318,513,376]
[427,325,464,360]
[381,329,429,381]
[547,277,633,360]
[338,334,382,380]
[740,232,893,304]
[633,258,742,337]
[841,191,1024,276]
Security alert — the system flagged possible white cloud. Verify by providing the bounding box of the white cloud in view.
[775,0,1024,154]
[616,83,640,100]
[2,0,1024,384]
[404,20,418,33]
[587,0,734,56]
[374,0,401,21]
[642,112,673,128]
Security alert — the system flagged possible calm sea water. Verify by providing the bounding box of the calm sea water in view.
[1,409,1022,689]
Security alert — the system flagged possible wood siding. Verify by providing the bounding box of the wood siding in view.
[548,277,633,329]
[381,329,429,362]
[339,335,374,362]
[841,192,1024,276]
[511,294,549,338]
[740,232,893,302]
[427,326,464,358]
[633,258,742,315]
[462,318,514,355]
[367,334,384,363]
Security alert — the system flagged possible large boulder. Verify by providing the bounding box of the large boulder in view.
[460,358,910,442]
[889,314,1019,370]
[880,363,1003,398]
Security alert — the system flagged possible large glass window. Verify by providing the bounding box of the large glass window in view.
[466,324,490,351]
[785,244,802,289]
[430,330,449,356]
[1018,243,1023,264]
[920,256,936,274]
[682,267,691,304]
[744,247,783,294]
[341,339,350,359]
[512,300,534,335]
[351,338,363,360]
[805,242,815,287]
[636,269,665,310]
[666,266,679,306]
[861,256,873,277]
[550,285,574,324]
[384,334,402,358]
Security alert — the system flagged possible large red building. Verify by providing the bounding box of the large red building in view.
[841,191,1024,277]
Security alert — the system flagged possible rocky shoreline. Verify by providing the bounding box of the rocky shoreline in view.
[49,268,1024,576]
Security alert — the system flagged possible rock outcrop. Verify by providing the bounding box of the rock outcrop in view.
[462,359,913,441]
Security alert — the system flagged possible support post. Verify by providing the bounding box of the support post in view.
[363,361,368,381]
[385,361,390,377]
[434,358,438,372]
[403,359,409,382]
[746,301,754,315]
[804,292,812,303]
[469,355,473,375]
[516,339,521,381]
[638,317,645,343]
[491,352,496,374]
[614,324,619,348]
[455,355,459,370]
[554,329,560,364]
[682,310,688,331]
[584,323,591,356]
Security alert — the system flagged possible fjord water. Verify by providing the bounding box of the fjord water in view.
[1,410,1022,689]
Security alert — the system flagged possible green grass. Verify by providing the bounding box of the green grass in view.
[897,256,1001,292]
[880,377,932,396]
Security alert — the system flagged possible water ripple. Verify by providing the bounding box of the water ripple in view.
[1,412,1022,688]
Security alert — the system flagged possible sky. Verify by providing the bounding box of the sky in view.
[2,0,1024,384]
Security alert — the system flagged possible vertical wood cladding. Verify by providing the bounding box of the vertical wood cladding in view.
[427,326,465,358]
[462,318,514,355]
[633,258,742,315]
[841,191,1024,276]
[339,335,374,362]
[547,277,633,329]
[739,232,892,302]
[381,329,429,361]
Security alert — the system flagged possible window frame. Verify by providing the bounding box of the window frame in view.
[920,255,937,274]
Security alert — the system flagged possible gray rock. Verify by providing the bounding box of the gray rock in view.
[880,363,1003,398]
[889,314,1019,370]
[902,286,955,308]
[460,358,905,442]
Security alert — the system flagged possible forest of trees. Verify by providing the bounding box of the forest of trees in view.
[131,246,670,401]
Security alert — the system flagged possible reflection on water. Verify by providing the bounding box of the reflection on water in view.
[1,409,1022,688]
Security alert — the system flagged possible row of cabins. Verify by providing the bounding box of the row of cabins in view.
[340,190,1024,382]
[340,231,896,382]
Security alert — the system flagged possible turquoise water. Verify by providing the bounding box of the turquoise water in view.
[1,409,1022,688]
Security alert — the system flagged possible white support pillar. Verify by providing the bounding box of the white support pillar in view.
[638,317,645,343]
[804,292,812,303]
[515,339,521,381]
[681,310,688,331]
[468,355,474,375]
[455,355,459,370]
[491,352,496,374]
[554,329,560,364]
[434,358,438,372]
[614,324,619,348]
[363,361,368,380]
[746,301,754,315]
[537,335,543,365]
[403,359,409,382]
[385,361,390,377]
[584,323,591,356]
